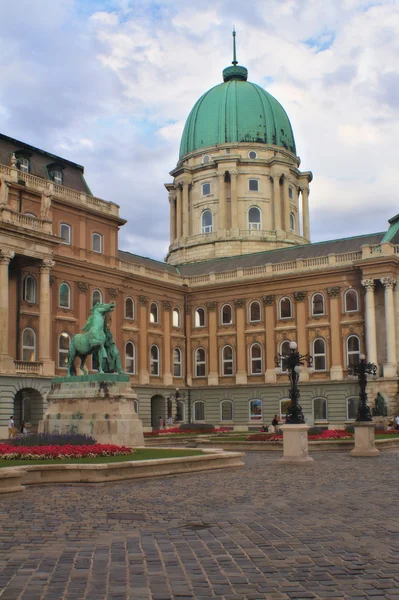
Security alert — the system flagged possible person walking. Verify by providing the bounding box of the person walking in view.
[272,414,279,433]
[159,416,164,430]
[8,416,15,439]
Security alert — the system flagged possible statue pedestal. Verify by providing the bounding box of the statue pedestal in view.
[350,422,379,457]
[279,424,314,464]
[38,374,144,447]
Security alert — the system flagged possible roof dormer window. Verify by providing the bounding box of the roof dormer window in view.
[19,158,30,173]
[47,163,65,185]
[53,170,63,185]
[14,150,32,173]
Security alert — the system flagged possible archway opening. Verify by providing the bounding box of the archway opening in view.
[150,395,166,429]
[14,388,44,432]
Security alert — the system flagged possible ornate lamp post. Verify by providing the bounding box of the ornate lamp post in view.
[166,388,185,423]
[275,341,313,424]
[347,354,377,421]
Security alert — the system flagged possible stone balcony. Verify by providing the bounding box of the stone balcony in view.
[0,206,52,235]
[13,361,44,375]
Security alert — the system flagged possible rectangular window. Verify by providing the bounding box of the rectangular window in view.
[92,233,103,253]
[202,183,211,196]
[249,179,259,192]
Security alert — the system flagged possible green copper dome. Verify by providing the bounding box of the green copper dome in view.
[179,60,296,159]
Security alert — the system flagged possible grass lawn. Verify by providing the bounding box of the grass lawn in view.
[0,448,203,468]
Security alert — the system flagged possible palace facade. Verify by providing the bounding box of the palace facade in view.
[1,52,398,436]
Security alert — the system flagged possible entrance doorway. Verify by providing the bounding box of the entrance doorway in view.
[150,395,166,429]
[14,388,43,431]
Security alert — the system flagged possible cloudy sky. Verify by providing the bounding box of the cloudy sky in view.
[1,0,398,260]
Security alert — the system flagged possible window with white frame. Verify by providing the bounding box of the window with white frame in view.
[289,186,293,199]
[24,212,36,218]
[92,233,103,253]
[125,297,134,320]
[280,340,291,372]
[347,396,358,420]
[172,307,181,327]
[195,348,206,377]
[125,342,135,374]
[220,400,233,421]
[58,332,70,369]
[345,289,358,312]
[249,300,261,322]
[347,335,360,368]
[60,223,71,245]
[312,293,324,316]
[313,397,328,420]
[194,401,205,421]
[19,157,30,173]
[202,155,211,164]
[201,182,211,196]
[279,297,292,319]
[248,206,261,230]
[289,212,295,233]
[201,210,213,233]
[313,338,326,371]
[22,328,36,361]
[194,307,205,328]
[52,170,63,185]
[248,179,259,192]
[173,347,182,377]
[59,283,71,309]
[249,399,262,421]
[150,344,160,376]
[221,304,232,325]
[222,345,234,376]
[92,289,102,306]
[23,275,36,303]
[150,302,159,324]
[248,150,257,159]
[250,343,262,375]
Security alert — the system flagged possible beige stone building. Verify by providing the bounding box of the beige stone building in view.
[1,52,398,436]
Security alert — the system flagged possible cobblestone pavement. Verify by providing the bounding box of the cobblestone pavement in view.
[1,452,399,600]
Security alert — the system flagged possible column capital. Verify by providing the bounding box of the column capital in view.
[139,295,148,306]
[294,291,307,302]
[163,300,172,310]
[207,301,217,311]
[40,259,55,273]
[107,287,118,298]
[77,281,89,293]
[229,170,238,179]
[381,277,396,289]
[263,294,275,306]
[361,278,375,291]
[327,286,341,298]
[0,250,14,265]
[234,298,245,308]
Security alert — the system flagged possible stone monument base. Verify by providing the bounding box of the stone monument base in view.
[350,421,380,457]
[279,424,314,464]
[38,374,144,447]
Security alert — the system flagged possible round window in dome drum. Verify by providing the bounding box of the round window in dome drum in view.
[248,151,257,159]
[202,155,210,164]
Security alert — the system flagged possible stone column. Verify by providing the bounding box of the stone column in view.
[139,295,149,384]
[264,295,276,383]
[0,250,14,371]
[176,185,182,239]
[163,300,173,386]
[235,299,247,385]
[381,277,397,377]
[301,186,310,241]
[328,286,343,380]
[182,182,189,239]
[283,175,290,234]
[169,192,176,242]
[271,175,282,232]
[294,291,309,382]
[207,302,219,386]
[361,279,378,367]
[185,301,192,387]
[39,258,55,375]
[230,171,238,233]
[218,173,226,232]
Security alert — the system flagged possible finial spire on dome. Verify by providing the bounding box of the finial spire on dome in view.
[223,28,248,82]
[232,29,238,66]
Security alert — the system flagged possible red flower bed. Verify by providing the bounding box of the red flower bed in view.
[0,443,133,460]
[249,429,354,442]
[144,427,230,437]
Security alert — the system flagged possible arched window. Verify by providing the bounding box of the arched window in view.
[313,338,326,371]
[289,212,295,233]
[248,206,261,230]
[280,340,291,372]
[58,332,70,369]
[150,344,160,376]
[92,233,103,253]
[59,283,71,308]
[24,212,36,218]
[222,345,234,376]
[125,342,135,374]
[23,275,36,303]
[249,399,262,421]
[280,398,291,421]
[347,335,361,368]
[347,396,358,420]
[150,302,159,324]
[92,289,102,306]
[125,297,134,320]
[194,307,205,328]
[220,400,233,421]
[60,223,71,245]
[172,307,181,327]
[248,179,259,192]
[250,343,262,375]
[312,293,324,316]
[195,348,206,377]
[173,347,182,377]
[313,398,328,420]
[194,401,205,422]
[249,300,261,322]
[345,289,358,312]
[201,210,213,233]
[279,297,292,319]
[22,328,36,361]
[289,186,293,199]
[202,155,211,164]
[201,182,211,196]
[221,304,232,325]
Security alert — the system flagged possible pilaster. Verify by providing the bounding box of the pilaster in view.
[263,295,276,383]
[139,295,149,384]
[39,258,55,376]
[207,302,219,386]
[381,277,397,377]
[235,299,247,384]
[361,279,378,367]
[294,291,309,382]
[0,249,15,371]
[162,300,173,386]
[327,286,343,380]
